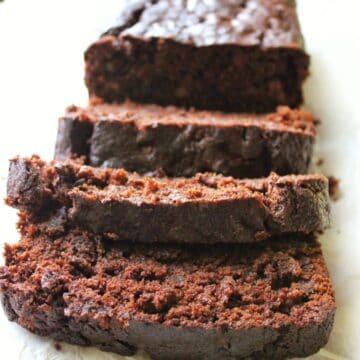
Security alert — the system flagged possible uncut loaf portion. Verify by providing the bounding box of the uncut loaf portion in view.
[85,0,309,112]
[55,102,316,178]
[6,156,330,245]
[0,217,335,360]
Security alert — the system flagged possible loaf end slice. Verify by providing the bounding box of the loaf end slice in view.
[85,0,309,112]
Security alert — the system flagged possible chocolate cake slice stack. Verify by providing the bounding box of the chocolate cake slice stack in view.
[1,1,336,359]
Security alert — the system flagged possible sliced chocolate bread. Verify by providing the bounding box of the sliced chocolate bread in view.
[6,156,330,245]
[0,218,335,360]
[55,102,316,178]
[85,0,310,112]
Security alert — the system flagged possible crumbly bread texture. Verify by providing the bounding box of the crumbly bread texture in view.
[85,0,309,112]
[6,156,330,244]
[55,102,316,178]
[0,218,335,360]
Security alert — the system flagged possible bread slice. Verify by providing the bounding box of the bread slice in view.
[84,0,309,112]
[0,217,335,360]
[7,156,330,245]
[55,102,316,178]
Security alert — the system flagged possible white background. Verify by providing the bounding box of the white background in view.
[0,0,359,359]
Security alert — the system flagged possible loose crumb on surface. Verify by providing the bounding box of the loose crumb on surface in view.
[328,176,340,201]
[54,343,62,351]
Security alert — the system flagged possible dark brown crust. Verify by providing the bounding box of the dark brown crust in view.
[54,103,316,178]
[84,0,310,112]
[0,219,335,360]
[6,156,330,245]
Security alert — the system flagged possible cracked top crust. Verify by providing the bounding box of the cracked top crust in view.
[103,0,305,49]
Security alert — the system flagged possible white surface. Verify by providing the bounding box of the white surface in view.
[0,0,359,359]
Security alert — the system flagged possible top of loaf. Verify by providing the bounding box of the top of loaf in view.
[102,0,305,49]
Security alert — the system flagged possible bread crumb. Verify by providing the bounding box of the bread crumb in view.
[328,176,340,201]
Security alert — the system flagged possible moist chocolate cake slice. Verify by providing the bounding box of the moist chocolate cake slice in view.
[55,102,316,178]
[0,217,336,360]
[6,156,330,245]
[85,0,309,112]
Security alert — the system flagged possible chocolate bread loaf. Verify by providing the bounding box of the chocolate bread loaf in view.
[85,0,310,112]
[6,156,330,245]
[0,218,335,360]
[55,102,316,178]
